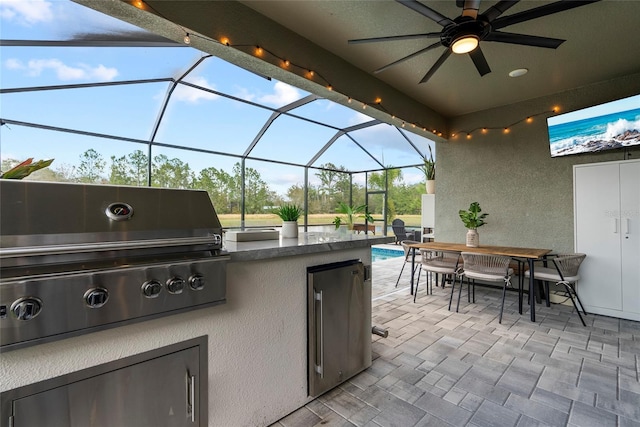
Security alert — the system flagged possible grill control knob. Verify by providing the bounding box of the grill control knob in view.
[141,280,163,298]
[11,297,43,321]
[84,288,109,308]
[166,277,185,294]
[189,274,205,291]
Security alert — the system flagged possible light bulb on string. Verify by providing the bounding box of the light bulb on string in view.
[183,33,191,44]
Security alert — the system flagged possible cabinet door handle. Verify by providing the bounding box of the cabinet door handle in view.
[623,218,630,235]
[314,289,324,378]
[187,372,196,423]
[613,218,619,234]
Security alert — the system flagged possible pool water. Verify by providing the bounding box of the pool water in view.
[371,247,404,262]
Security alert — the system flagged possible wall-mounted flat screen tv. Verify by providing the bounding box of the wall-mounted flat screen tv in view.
[547,93,640,157]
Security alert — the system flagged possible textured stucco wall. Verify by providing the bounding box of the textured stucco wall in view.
[436,73,640,254]
[0,248,370,426]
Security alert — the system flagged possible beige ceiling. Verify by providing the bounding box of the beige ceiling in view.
[77,0,640,137]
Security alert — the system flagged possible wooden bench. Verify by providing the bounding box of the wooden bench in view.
[352,224,375,234]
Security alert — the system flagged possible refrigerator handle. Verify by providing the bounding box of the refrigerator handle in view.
[314,289,324,378]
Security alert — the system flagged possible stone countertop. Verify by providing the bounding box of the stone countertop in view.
[223,231,395,262]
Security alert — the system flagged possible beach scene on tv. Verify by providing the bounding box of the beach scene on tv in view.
[547,94,640,158]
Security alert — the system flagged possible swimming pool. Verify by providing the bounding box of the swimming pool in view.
[371,247,404,262]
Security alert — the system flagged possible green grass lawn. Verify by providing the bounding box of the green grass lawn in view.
[218,214,422,229]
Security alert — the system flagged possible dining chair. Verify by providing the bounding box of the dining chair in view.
[416,250,462,303]
[460,253,514,323]
[395,240,421,288]
[524,253,588,326]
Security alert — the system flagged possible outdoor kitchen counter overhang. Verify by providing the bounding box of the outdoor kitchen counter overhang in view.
[1,231,393,427]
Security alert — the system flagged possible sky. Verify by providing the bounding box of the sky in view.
[0,0,435,195]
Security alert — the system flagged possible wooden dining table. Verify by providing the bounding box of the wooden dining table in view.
[407,241,552,322]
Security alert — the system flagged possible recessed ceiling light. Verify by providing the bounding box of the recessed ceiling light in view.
[509,68,528,77]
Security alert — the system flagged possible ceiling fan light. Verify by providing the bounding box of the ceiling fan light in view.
[451,35,479,54]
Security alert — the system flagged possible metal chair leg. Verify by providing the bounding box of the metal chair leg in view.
[563,282,587,326]
[394,261,406,288]
[456,277,464,312]
[499,280,508,324]
[448,276,456,311]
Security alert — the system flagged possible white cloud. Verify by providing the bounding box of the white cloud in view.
[173,76,219,103]
[348,111,374,126]
[232,86,256,103]
[257,81,302,107]
[6,58,119,81]
[0,0,53,25]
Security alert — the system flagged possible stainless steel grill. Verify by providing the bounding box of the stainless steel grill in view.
[0,180,228,351]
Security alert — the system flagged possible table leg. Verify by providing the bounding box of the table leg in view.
[529,258,536,322]
[410,248,416,295]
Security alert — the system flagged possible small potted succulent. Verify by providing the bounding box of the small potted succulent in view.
[458,201,488,247]
[275,204,302,238]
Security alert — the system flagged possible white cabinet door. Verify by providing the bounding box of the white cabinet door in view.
[574,163,622,311]
[620,161,640,315]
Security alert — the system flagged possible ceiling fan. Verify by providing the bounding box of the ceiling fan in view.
[348,0,600,84]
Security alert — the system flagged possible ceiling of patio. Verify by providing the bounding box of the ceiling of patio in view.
[75,0,640,138]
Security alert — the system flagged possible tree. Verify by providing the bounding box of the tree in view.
[76,149,105,183]
[152,154,193,189]
[194,166,237,214]
[129,150,149,186]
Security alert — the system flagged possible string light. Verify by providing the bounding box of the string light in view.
[130,0,447,138]
[451,108,558,139]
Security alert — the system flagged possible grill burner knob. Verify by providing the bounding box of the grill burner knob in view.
[84,288,109,308]
[142,280,163,298]
[11,297,43,321]
[166,277,185,294]
[189,274,205,291]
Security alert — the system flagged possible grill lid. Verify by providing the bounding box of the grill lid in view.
[0,180,223,263]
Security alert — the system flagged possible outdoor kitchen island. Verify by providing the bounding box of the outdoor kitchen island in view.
[1,231,392,427]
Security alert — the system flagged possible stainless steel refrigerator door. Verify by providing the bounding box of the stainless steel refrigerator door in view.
[8,346,201,427]
[308,260,372,397]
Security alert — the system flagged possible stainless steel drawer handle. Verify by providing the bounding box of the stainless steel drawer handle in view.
[187,372,196,423]
[314,289,324,378]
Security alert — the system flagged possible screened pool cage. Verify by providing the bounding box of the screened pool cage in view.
[0,0,434,234]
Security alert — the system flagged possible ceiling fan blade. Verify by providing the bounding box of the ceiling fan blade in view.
[374,42,442,74]
[484,31,565,48]
[469,47,491,76]
[461,0,481,19]
[395,0,454,27]
[419,49,451,84]
[492,0,600,30]
[482,0,519,22]
[348,32,440,45]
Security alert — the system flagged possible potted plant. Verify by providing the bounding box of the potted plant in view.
[332,201,374,231]
[417,145,435,194]
[275,204,302,238]
[458,201,488,247]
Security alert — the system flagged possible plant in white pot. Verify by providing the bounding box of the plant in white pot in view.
[275,204,302,238]
[417,145,435,194]
[458,202,488,247]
